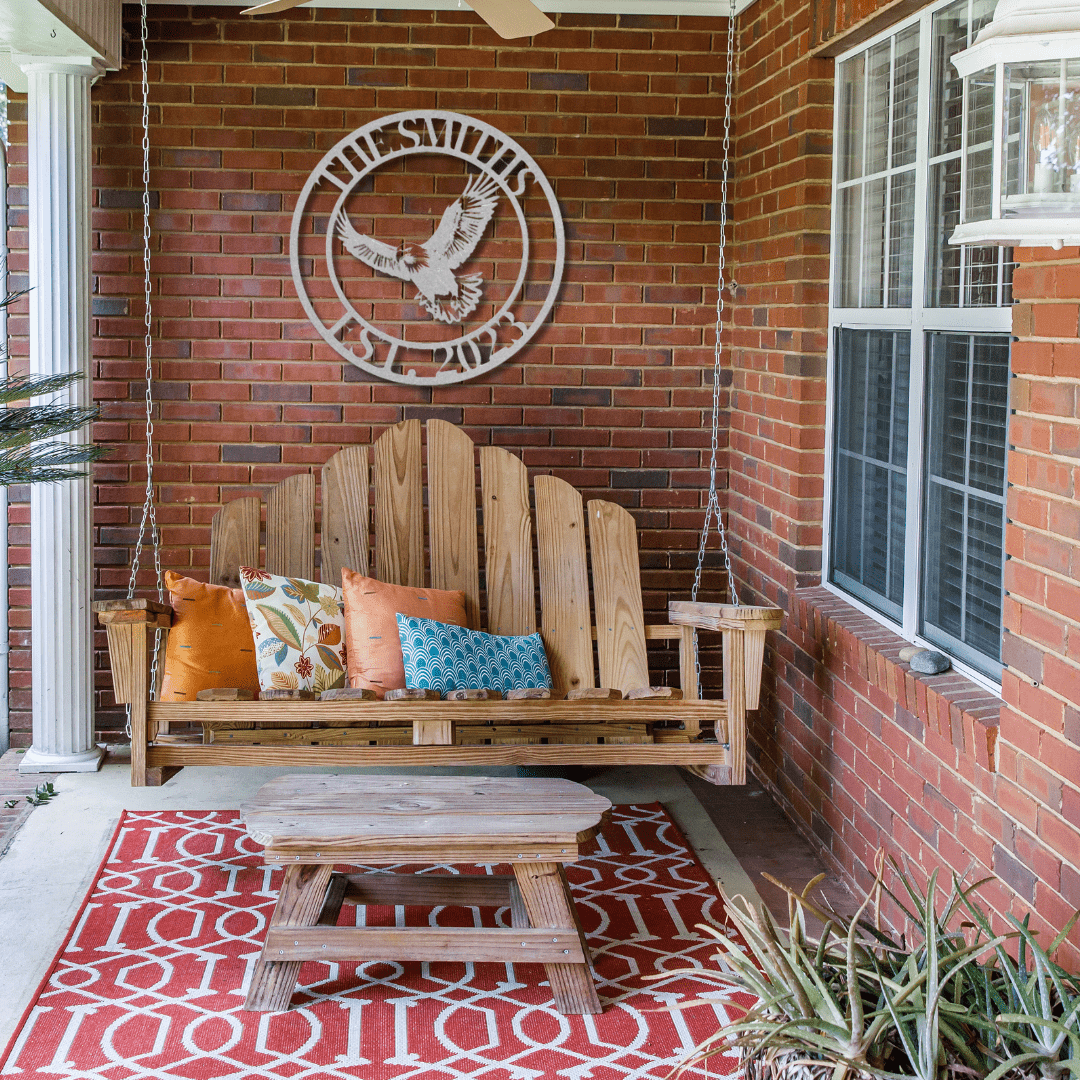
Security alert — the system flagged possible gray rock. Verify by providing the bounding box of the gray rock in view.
[909,650,950,675]
[899,645,927,663]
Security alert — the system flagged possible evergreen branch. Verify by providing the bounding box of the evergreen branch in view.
[0,371,87,405]
[0,441,109,486]
[0,405,100,449]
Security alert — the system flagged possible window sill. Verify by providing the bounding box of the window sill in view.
[792,586,1002,772]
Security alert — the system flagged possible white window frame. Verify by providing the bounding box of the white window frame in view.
[822,0,1012,694]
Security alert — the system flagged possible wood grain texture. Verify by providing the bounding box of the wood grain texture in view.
[343,872,517,908]
[479,445,535,636]
[513,862,601,1014]
[130,621,149,787]
[427,419,481,629]
[679,626,699,700]
[566,688,622,701]
[263,926,584,965]
[319,688,377,701]
[587,500,650,694]
[266,473,315,580]
[385,688,441,702]
[151,698,722,727]
[207,726,413,746]
[666,601,783,632]
[245,863,332,1011]
[240,774,610,864]
[196,688,255,701]
[149,741,732,773]
[534,475,594,695]
[374,420,424,587]
[626,686,683,700]
[723,627,747,785]
[321,445,369,583]
[210,496,260,588]
[206,723,650,747]
[413,718,456,744]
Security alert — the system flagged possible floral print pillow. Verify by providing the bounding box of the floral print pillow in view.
[239,567,347,695]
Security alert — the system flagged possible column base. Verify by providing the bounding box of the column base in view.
[19,744,104,773]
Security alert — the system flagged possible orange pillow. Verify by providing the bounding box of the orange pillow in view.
[341,570,468,698]
[158,571,260,701]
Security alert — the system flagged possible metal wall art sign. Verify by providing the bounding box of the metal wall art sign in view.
[290,110,565,385]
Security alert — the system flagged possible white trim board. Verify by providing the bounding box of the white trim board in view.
[173,0,757,17]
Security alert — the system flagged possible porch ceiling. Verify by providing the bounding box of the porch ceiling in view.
[175,0,756,17]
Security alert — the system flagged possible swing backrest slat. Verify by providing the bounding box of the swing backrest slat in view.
[587,499,651,694]
[373,419,423,588]
[209,495,260,589]
[427,419,482,631]
[320,445,369,584]
[480,445,535,638]
[534,474,594,696]
[266,473,315,580]
[207,421,667,696]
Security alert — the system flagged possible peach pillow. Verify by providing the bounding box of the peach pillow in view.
[158,571,259,701]
[341,570,468,698]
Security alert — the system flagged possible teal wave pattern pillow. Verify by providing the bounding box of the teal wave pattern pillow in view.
[396,614,553,695]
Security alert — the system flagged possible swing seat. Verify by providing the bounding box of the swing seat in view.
[95,419,780,787]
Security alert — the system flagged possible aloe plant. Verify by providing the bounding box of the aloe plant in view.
[649,855,1080,1080]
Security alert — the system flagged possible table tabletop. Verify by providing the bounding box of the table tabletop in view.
[241,774,613,865]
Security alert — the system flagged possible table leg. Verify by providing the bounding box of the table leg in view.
[512,862,601,1015]
[246,864,333,1012]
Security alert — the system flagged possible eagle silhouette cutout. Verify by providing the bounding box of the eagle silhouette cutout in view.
[333,173,501,325]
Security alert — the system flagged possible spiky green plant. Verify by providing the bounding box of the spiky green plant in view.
[0,286,108,485]
[645,852,1080,1080]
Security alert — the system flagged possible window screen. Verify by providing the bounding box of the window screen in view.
[921,334,1009,674]
[830,329,910,621]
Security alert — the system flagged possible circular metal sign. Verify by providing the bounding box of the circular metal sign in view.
[290,110,565,385]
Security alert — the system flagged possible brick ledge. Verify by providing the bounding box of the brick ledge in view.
[793,587,1001,772]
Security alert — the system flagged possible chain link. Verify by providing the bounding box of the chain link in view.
[692,0,739,701]
[126,0,164,731]
[692,0,739,613]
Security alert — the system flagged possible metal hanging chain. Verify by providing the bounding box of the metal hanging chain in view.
[126,0,165,711]
[692,0,740,611]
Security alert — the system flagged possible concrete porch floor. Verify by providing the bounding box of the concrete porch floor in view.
[0,751,850,1051]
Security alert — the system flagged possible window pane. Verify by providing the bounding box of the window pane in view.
[927,157,962,306]
[921,333,1009,675]
[889,171,915,306]
[838,54,866,183]
[862,178,887,306]
[926,0,1012,310]
[892,26,920,167]
[831,329,910,620]
[866,40,892,175]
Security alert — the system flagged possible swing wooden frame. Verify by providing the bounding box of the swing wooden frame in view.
[95,419,780,787]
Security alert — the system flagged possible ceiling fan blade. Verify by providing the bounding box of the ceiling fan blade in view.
[240,0,311,14]
[461,0,555,39]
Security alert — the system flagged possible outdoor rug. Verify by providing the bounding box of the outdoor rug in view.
[1,804,752,1079]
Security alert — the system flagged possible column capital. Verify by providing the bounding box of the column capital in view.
[12,55,104,78]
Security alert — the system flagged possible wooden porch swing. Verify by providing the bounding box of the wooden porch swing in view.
[96,418,780,786]
[93,0,780,787]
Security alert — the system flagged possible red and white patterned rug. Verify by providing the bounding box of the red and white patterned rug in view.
[2,804,751,1079]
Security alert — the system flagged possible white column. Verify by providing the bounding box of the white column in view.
[18,58,104,773]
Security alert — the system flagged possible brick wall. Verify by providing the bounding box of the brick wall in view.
[4,5,736,743]
[999,248,1080,958]
[727,0,1080,959]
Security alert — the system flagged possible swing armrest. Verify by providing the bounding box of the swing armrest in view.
[93,598,174,629]
[667,601,782,632]
[93,600,173,707]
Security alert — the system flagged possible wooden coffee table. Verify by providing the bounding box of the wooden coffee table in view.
[240,774,611,1014]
